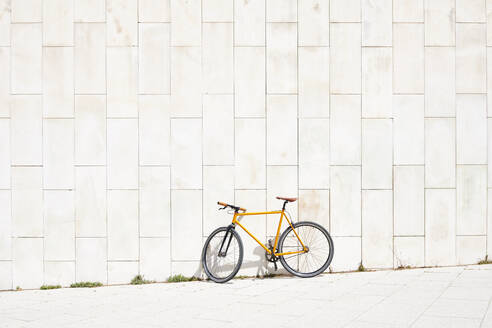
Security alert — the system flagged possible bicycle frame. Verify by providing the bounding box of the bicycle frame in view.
[231,209,307,257]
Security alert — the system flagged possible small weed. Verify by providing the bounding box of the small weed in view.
[478,255,492,265]
[130,275,154,285]
[235,275,249,280]
[70,281,103,288]
[15,286,21,291]
[358,263,366,272]
[396,265,412,270]
[40,285,61,290]
[263,272,276,279]
[167,274,200,283]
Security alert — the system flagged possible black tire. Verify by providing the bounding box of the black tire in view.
[202,226,243,283]
[278,221,334,278]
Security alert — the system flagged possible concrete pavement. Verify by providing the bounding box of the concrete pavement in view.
[1,264,492,327]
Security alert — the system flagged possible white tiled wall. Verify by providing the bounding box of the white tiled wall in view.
[0,0,491,289]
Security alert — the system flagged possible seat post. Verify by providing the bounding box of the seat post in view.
[282,200,288,211]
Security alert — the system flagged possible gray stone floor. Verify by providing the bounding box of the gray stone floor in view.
[1,264,492,327]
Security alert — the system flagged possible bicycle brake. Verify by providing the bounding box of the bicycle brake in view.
[218,206,227,210]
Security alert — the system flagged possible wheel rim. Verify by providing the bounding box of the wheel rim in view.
[205,230,241,280]
[281,224,332,275]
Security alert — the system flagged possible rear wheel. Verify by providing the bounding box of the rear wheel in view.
[278,221,334,278]
[202,226,243,283]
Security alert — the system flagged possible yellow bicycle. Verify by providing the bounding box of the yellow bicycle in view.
[201,197,334,283]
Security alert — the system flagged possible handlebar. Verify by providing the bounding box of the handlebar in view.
[217,201,246,212]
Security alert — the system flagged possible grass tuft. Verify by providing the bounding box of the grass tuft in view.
[15,286,22,291]
[478,255,492,265]
[130,275,154,285]
[396,265,412,270]
[167,274,200,283]
[40,285,61,290]
[358,263,366,272]
[70,281,103,288]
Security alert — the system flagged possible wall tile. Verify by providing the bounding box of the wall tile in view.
[75,0,105,22]
[266,23,297,94]
[203,0,232,22]
[76,238,107,283]
[107,119,138,189]
[108,190,139,260]
[362,0,392,46]
[330,23,361,94]
[11,167,43,237]
[43,119,74,189]
[362,47,392,118]
[489,119,492,187]
[394,166,424,236]
[456,24,486,93]
[488,0,492,45]
[74,23,106,94]
[11,0,42,22]
[362,190,393,268]
[330,166,361,236]
[362,119,392,189]
[457,236,486,265]
[43,47,74,118]
[170,47,202,117]
[0,191,11,260]
[108,261,138,284]
[235,47,265,117]
[107,0,137,46]
[44,191,74,261]
[139,0,170,22]
[425,189,456,266]
[299,119,330,189]
[203,95,234,165]
[171,0,201,46]
[107,47,138,117]
[330,237,361,272]
[456,0,486,22]
[234,0,265,46]
[10,96,42,165]
[393,0,423,22]
[266,0,296,22]
[330,95,361,165]
[44,261,74,286]
[75,95,106,165]
[425,118,456,188]
[11,24,42,94]
[298,0,329,46]
[43,0,73,46]
[203,23,233,94]
[0,0,10,45]
[235,189,267,277]
[171,119,202,189]
[13,238,43,289]
[489,48,492,116]
[138,23,170,95]
[457,95,487,164]
[330,0,360,22]
[203,166,234,236]
[457,166,487,235]
[266,166,298,236]
[393,23,424,94]
[75,167,106,238]
[171,190,202,261]
[140,238,171,281]
[299,47,329,118]
[394,237,424,268]
[424,0,455,46]
[299,189,330,229]
[171,261,201,277]
[0,48,9,116]
[140,167,170,237]
[235,119,266,189]
[266,95,297,165]
[425,47,455,117]
[393,95,424,165]
[0,120,9,188]
[488,192,492,255]
[139,95,170,166]
[0,262,12,290]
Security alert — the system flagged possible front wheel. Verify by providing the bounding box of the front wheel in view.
[278,221,334,278]
[202,226,243,283]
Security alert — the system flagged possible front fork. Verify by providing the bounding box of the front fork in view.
[218,224,235,257]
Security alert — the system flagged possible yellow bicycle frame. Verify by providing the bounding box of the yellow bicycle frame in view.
[231,209,307,257]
